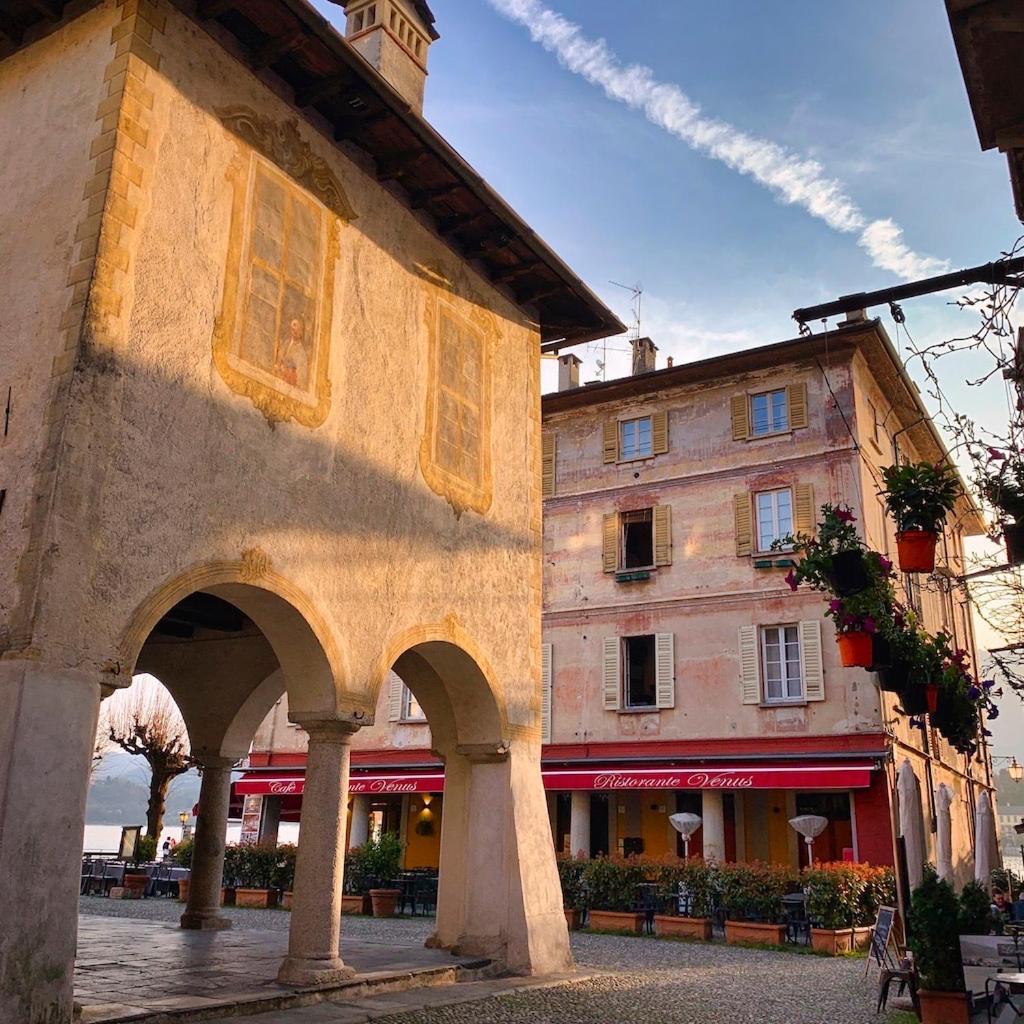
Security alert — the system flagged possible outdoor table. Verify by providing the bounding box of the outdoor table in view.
[986,972,1024,1022]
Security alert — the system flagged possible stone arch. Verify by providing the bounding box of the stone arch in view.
[221,668,286,761]
[119,558,355,720]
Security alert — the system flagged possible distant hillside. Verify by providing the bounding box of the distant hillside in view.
[86,767,201,825]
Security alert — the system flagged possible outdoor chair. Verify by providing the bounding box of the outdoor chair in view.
[782,893,811,945]
[633,882,660,935]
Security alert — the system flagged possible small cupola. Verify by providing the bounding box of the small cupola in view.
[341,1,438,114]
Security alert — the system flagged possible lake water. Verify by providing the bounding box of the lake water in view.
[83,822,301,854]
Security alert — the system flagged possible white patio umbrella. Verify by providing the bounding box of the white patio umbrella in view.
[975,790,996,890]
[935,783,954,884]
[788,814,829,865]
[897,759,926,891]
[669,812,703,859]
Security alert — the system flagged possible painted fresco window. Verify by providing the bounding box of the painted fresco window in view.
[750,388,789,436]
[624,634,657,709]
[760,625,803,702]
[755,488,793,552]
[421,295,493,514]
[619,415,653,460]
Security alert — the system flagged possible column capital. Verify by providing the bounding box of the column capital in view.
[291,715,361,744]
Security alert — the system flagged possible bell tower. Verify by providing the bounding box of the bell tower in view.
[341,0,438,114]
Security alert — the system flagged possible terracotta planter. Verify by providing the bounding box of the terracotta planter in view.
[564,908,582,930]
[587,909,645,935]
[341,894,365,915]
[122,872,149,898]
[724,920,786,946]
[176,877,190,902]
[827,549,872,596]
[837,630,873,668]
[926,682,940,714]
[1005,522,1024,566]
[280,890,292,910]
[235,887,278,909]
[654,915,713,940]
[896,529,938,573]
[917,989,969,1024]
[852,926,873,952]
[897,683,929,716]
[810,927,854,955]
[369,888,401,918]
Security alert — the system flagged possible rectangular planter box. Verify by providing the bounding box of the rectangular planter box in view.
[653,915,713,941]
[280,890,292,910]
[176,878,190,903]
[724,920,786,946]
[810,927,854,956]
[852,926,873,952]
[341,894,366,915]
[918,989,969,1024]
[587,909,645,935]
[235,887,278,909]
[564,908,582,931]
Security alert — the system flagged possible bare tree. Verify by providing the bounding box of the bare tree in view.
[105,683,192,839]
[91,724,112,779]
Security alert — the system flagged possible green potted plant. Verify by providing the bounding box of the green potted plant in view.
[233,843,280,908]
[779,504,874,597]
[957,881,994,936]
[557,855,587,930]
[582,855,648,934]
[172,838,194,902]
[343,845,372,914]
[975,448,1024,565]
[719,862,789,946]
[364,832,404,917]
[852,864,897,950]
[908,866,968,1024]
[652,857,714,940]
[274,844,297,910]
[122,834,157,898]
[804,862,864,955]
[880,461,959,573]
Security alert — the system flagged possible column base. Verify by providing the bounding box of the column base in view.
[180,910,232,931]
[277,955,355,987]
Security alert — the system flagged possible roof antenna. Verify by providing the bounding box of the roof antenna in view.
[594,279,641,382]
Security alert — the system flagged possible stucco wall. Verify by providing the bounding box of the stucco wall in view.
[26,1,543,738]
[0,5,115,641]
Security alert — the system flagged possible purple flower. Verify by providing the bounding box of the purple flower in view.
[878,555,893,573]
[785,569,799,592]
[987,447,1007,462]
[986,706,1000,720]
[967,686,981,701]
[982,679,996,690]
[828,598,843,614]
[835,508,856,523]
[862,616,877,635]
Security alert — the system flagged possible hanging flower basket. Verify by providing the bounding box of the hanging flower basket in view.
[837,631,873,668]
[1004,522,1024,566]
[826,549,872,596]
[897,684,929,717]
[870,634,893,672]
[896,530,938,573]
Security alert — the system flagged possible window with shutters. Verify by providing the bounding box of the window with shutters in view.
[750,388,789,436]
[402,685,426,722]
[620,416,653,460]
[621,509,654,569]
[755,488,794,552]
[624,634,657,709]
[760,625,803,702]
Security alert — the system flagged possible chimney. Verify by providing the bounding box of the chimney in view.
[341,1,438,114]
[558,353,581,392]
[631,336,657,375]
[841,307,867,323]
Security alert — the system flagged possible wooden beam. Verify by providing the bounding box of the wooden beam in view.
[436,211,487,235]
[409,183,462,209]
[375,148,427,183]
[516,282,563,305]
[296,74,349,108]
[0,11,25,43]
[250,27,307,69]
[27,0,62,20]
[196,0,238,19]
[333,109,388,141]
[491,261,541,284]
[472,232,516,255]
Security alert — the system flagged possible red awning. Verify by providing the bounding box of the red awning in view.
[233,761,875,798]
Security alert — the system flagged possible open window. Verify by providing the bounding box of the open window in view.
[621,509,654,569]
[624,634,657,709]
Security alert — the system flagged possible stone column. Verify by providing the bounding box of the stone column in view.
[569,790,591,858]
[347,794,369,849]
[259,796,281,846]
[278,720,358,986]
[702,790,726,862]
[181,757,234,930]
[0,660,102,1024]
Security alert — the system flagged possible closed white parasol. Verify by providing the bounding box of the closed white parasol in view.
[669,812,703,859]
[897,759,926,891]
[788,814,829,865]
[975,790,995,890]
[935,783,954,884]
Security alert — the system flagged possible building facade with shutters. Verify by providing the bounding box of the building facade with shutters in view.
[233,316,992,880]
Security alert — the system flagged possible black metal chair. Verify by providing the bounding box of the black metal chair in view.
[634,882,660,935]
[782,893,811,945]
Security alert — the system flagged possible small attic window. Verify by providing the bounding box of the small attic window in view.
[415,37,422,56]
[367,4,376,24]
[352,11,364,32]
[389,8,397,29]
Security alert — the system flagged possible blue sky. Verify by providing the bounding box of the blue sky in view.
[311,1,1023,755]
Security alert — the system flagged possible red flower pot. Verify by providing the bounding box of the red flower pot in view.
[896,530,938,573]
[837,630,873,668]
[925,682,939,714]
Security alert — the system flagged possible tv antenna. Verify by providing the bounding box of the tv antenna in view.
[609,280,643,341]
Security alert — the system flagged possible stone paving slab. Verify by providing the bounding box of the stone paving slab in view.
[76,915,483,1024]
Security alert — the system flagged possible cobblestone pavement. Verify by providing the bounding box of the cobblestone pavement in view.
[79,901,887,1024]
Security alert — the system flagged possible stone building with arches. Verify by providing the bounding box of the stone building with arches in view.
[0,1,621,1021]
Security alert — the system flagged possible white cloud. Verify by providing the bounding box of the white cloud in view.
[488,0,949,281]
